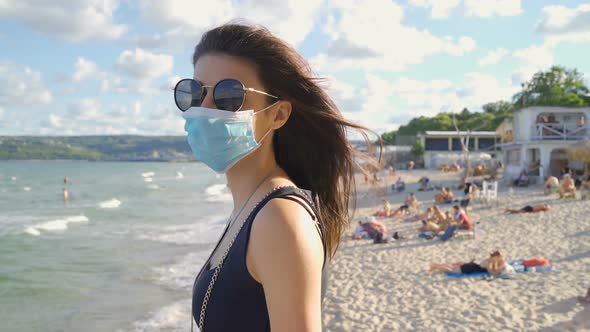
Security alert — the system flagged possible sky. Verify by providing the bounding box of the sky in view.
[1,0,590,136]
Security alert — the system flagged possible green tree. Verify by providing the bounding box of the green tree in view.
[513,66,590,107]
[411,140,424,158]
[381,131,397,145]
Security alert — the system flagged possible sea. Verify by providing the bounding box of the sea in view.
[0,161,232,332]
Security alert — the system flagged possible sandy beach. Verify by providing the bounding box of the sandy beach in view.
[323,170,590,332]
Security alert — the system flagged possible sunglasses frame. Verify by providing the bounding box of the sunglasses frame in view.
[174,78,279,112]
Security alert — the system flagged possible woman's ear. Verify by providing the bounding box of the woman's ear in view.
[271,101,292,130]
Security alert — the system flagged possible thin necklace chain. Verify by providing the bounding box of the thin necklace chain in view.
[192,165,279,332]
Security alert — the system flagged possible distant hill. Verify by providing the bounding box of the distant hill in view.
[0,136,194,161]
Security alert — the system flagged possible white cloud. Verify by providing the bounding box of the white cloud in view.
[510,42,555,86]
[72,57,103,82]
[408,0,522,18]
[40,99,184,135]
[0,62,52,108]
[115,48,174,81]
[407,0,461,19]
[312,0,476,73]
[0,0,127,41]
[536,4,590,44]
[136,0,323,49]
[478,48,509,66]
[464,0,522,18]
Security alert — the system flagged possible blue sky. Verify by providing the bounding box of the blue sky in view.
[1,0,590,136]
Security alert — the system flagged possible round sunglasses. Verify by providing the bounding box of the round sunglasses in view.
[174,78,279,112]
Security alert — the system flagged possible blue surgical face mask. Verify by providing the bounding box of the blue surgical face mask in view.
[182,102,277,173]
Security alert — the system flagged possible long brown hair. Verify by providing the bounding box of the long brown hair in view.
[193,23,380,257]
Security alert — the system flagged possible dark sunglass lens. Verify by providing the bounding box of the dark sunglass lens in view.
[214,79,244,112]
[174,79,202,111]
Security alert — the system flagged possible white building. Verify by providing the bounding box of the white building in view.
[497,106,590,180]
[417,131,500,168]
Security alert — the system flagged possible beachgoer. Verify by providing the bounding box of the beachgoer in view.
[561,161,572,177]
[178,23,375,331]
[453,205,473,230]
[374,198,393,217]
[405,192,418,210]
[559,174,576,198]
[418,177,430,191]
[63,188,69,205]
[429,251,511,277]
[63,176,69,185]
[543,176,559,195]
[514,169,529,186]
[407,160,415,170]
[505,204,551,214]
[394,177,405,192]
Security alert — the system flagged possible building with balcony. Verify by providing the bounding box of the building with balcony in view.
[497,106,590,180]
[417,131,500,168]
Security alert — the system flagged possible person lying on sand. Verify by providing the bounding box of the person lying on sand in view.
[418,220,441,234]
[505,205,551,214]
[559,174,576,198]
[429,251,512,277]
[505,204,551,214]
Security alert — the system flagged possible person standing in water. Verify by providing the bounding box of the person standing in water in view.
[175,23,378,332]
[63,187,69,205]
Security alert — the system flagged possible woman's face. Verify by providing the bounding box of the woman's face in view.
[194,53,275,141]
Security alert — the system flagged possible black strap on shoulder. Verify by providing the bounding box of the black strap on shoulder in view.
[252,186,328,267]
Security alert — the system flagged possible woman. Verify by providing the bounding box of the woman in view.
[374,198,393,217]
[505,204,551,214]
[176,24,376,331]
[429,251,510,276]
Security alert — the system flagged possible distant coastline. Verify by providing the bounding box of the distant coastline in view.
[0,135,194,162]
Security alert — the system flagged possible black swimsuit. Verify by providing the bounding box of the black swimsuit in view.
[192,186,329,332]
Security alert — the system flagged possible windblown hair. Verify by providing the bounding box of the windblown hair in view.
[193,23,380,257]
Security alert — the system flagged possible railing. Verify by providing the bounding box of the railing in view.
[531,124,588,140]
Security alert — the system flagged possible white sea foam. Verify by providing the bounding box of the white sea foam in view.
[138,215,226,245]
[99,198,122,209]
[11,176,16,181]
[141,172,155,178]
[144,177,154,183]
[24,215,89,235]
[175,171,184,179]
[152,251,210,291]
[23,187,31,191]
[24,227,41,236]
[204,184,232,203]
[147,184,160,190]
[132,299,190,332]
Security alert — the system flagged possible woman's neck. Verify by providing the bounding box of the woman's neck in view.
[225,147,279,213]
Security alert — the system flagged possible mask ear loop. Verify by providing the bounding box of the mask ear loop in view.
[253,100,281,144]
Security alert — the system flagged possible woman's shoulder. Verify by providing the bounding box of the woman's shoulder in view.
[247,197,324,280]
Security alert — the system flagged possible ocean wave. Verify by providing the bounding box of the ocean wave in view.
[152,251,210,291]
[132,299,190,332]
[99,198,122,209]
[144,177,154,183]
[147,184,160,190]
[23,187,31,191]
[24,215,89,236]
[175,171,184,179]
[204,184,232,202]
[141,172,155,178]
[138,216,226,245]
